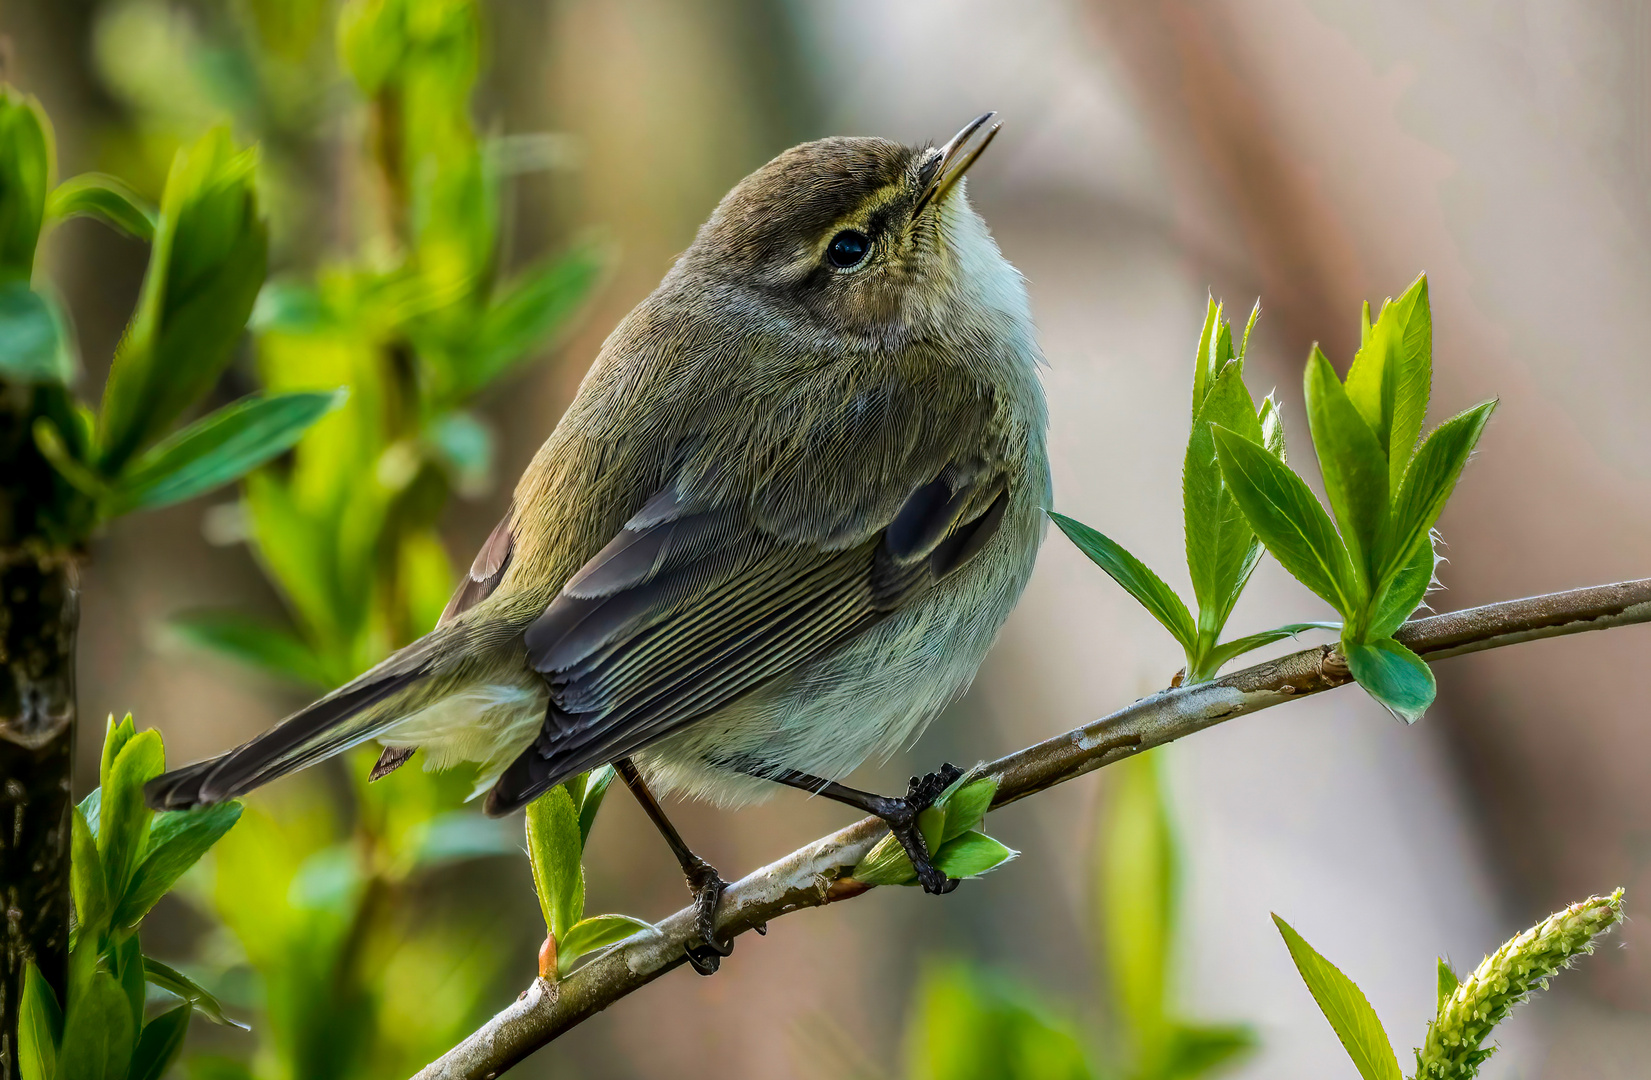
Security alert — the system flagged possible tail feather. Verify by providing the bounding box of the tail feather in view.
[145,668,426,810]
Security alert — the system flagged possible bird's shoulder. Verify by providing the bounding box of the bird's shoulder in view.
[490,291,1034,615]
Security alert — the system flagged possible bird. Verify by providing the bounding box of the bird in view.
[146,113,1050,974]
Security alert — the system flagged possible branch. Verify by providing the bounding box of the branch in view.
[414,578,1651,1080]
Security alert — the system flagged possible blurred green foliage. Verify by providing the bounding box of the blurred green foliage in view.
[20,717,245,1080]
[895,750,1252,1080]
[77,0,603,1074]
[0,85,337,549]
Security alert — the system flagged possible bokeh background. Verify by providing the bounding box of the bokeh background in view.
[5,0,1651,1075]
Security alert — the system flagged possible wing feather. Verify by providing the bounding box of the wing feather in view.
[485,468,1009,814]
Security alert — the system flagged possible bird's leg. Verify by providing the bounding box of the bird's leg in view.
[613,758,732,976]
[762,764,965,895]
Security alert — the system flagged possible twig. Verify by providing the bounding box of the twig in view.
[413,578,1651,1080]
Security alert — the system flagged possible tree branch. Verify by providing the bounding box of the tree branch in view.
[414,578,1651,1080]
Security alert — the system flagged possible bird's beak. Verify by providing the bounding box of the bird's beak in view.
[914,111,1001,218]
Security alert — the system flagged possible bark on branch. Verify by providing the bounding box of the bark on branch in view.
[414,578,1651,1080]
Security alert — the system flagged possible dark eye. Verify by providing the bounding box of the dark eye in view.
[826,229,871,269]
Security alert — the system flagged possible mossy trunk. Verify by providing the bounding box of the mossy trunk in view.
[0,549,77,1080]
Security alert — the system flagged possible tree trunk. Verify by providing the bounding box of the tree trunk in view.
[0,549,77,1080]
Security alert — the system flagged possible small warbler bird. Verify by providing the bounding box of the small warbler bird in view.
[148,113,1049,972]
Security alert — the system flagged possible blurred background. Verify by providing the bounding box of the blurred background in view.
[5,0,1651,1076]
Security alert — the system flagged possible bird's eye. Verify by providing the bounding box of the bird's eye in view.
[825,229,871,269]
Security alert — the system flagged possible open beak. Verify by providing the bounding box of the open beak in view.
[914,111,1001,218]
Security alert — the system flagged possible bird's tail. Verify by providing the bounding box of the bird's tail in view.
[145,665,428,811]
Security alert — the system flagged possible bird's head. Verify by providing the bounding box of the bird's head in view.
[678,114,1022,349]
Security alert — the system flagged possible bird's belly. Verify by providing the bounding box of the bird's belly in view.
[636,494,1042,806]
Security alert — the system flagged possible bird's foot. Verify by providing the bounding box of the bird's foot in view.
[682,856,732,976]
[876,763,965,895]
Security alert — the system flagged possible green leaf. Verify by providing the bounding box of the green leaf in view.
[1344,274,1431,494]
[242,471,339,644]
[249,279,325,333]
[0,88,51,281]
[1184,360,1265,640]
[1436,958,1460,1011]
[143,956,248,1028]
[99,728,165,901]
[1344,636,1436,724]
[1195,621,1340,680]
[1212,425,1362,617]
[1048,512,1197,654]
[0,281,73,383]
[1384,400,1496,583]
[115,931,146,1038]
[105,390,346,515]
[1239,298,1260,358]
[164,610,331,688]
[934,830,1017,879]
[1304,346,1390,587]
[100,712,137,794]
[130,1003,192,1080]
[905,961,1093,1080]
[457,241,607,396]
[556,914,655,976]
[98,127,269,472]
[60,969,135,1080]
[46,172,157,242]
[1100,751,1175,1069]
[114,801,243,929]
[18,962,61,1080]
[1258,394,1286,460]
[1190,297,1220,416]
[1273,914,1401,1080]
[851,833,918,886]
[577,765,615,848]
[33,416,106,497]
[1164,1022,1257,1079]
[78,787,102,837]
[71,807,111,939]
[940,777,997,844]
[525,784,585,940]
[1368,532,1436,640]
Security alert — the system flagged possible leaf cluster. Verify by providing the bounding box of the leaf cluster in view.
[1211,275,1494,721]
[169,0,605,689]
[523,768,654,979]
[851,775,1017,888]
[185,760,520,1080]
[1055,278,1495,721]
[0,91,341,548]
[75,2,609,1075]
[1275,887,1624,1080]
[19,716,244,1080]
[1051,299,1334,685]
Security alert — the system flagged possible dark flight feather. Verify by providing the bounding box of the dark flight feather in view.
[369,510,517,782]
[485,468,1007,814]
[145,666,428,809]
